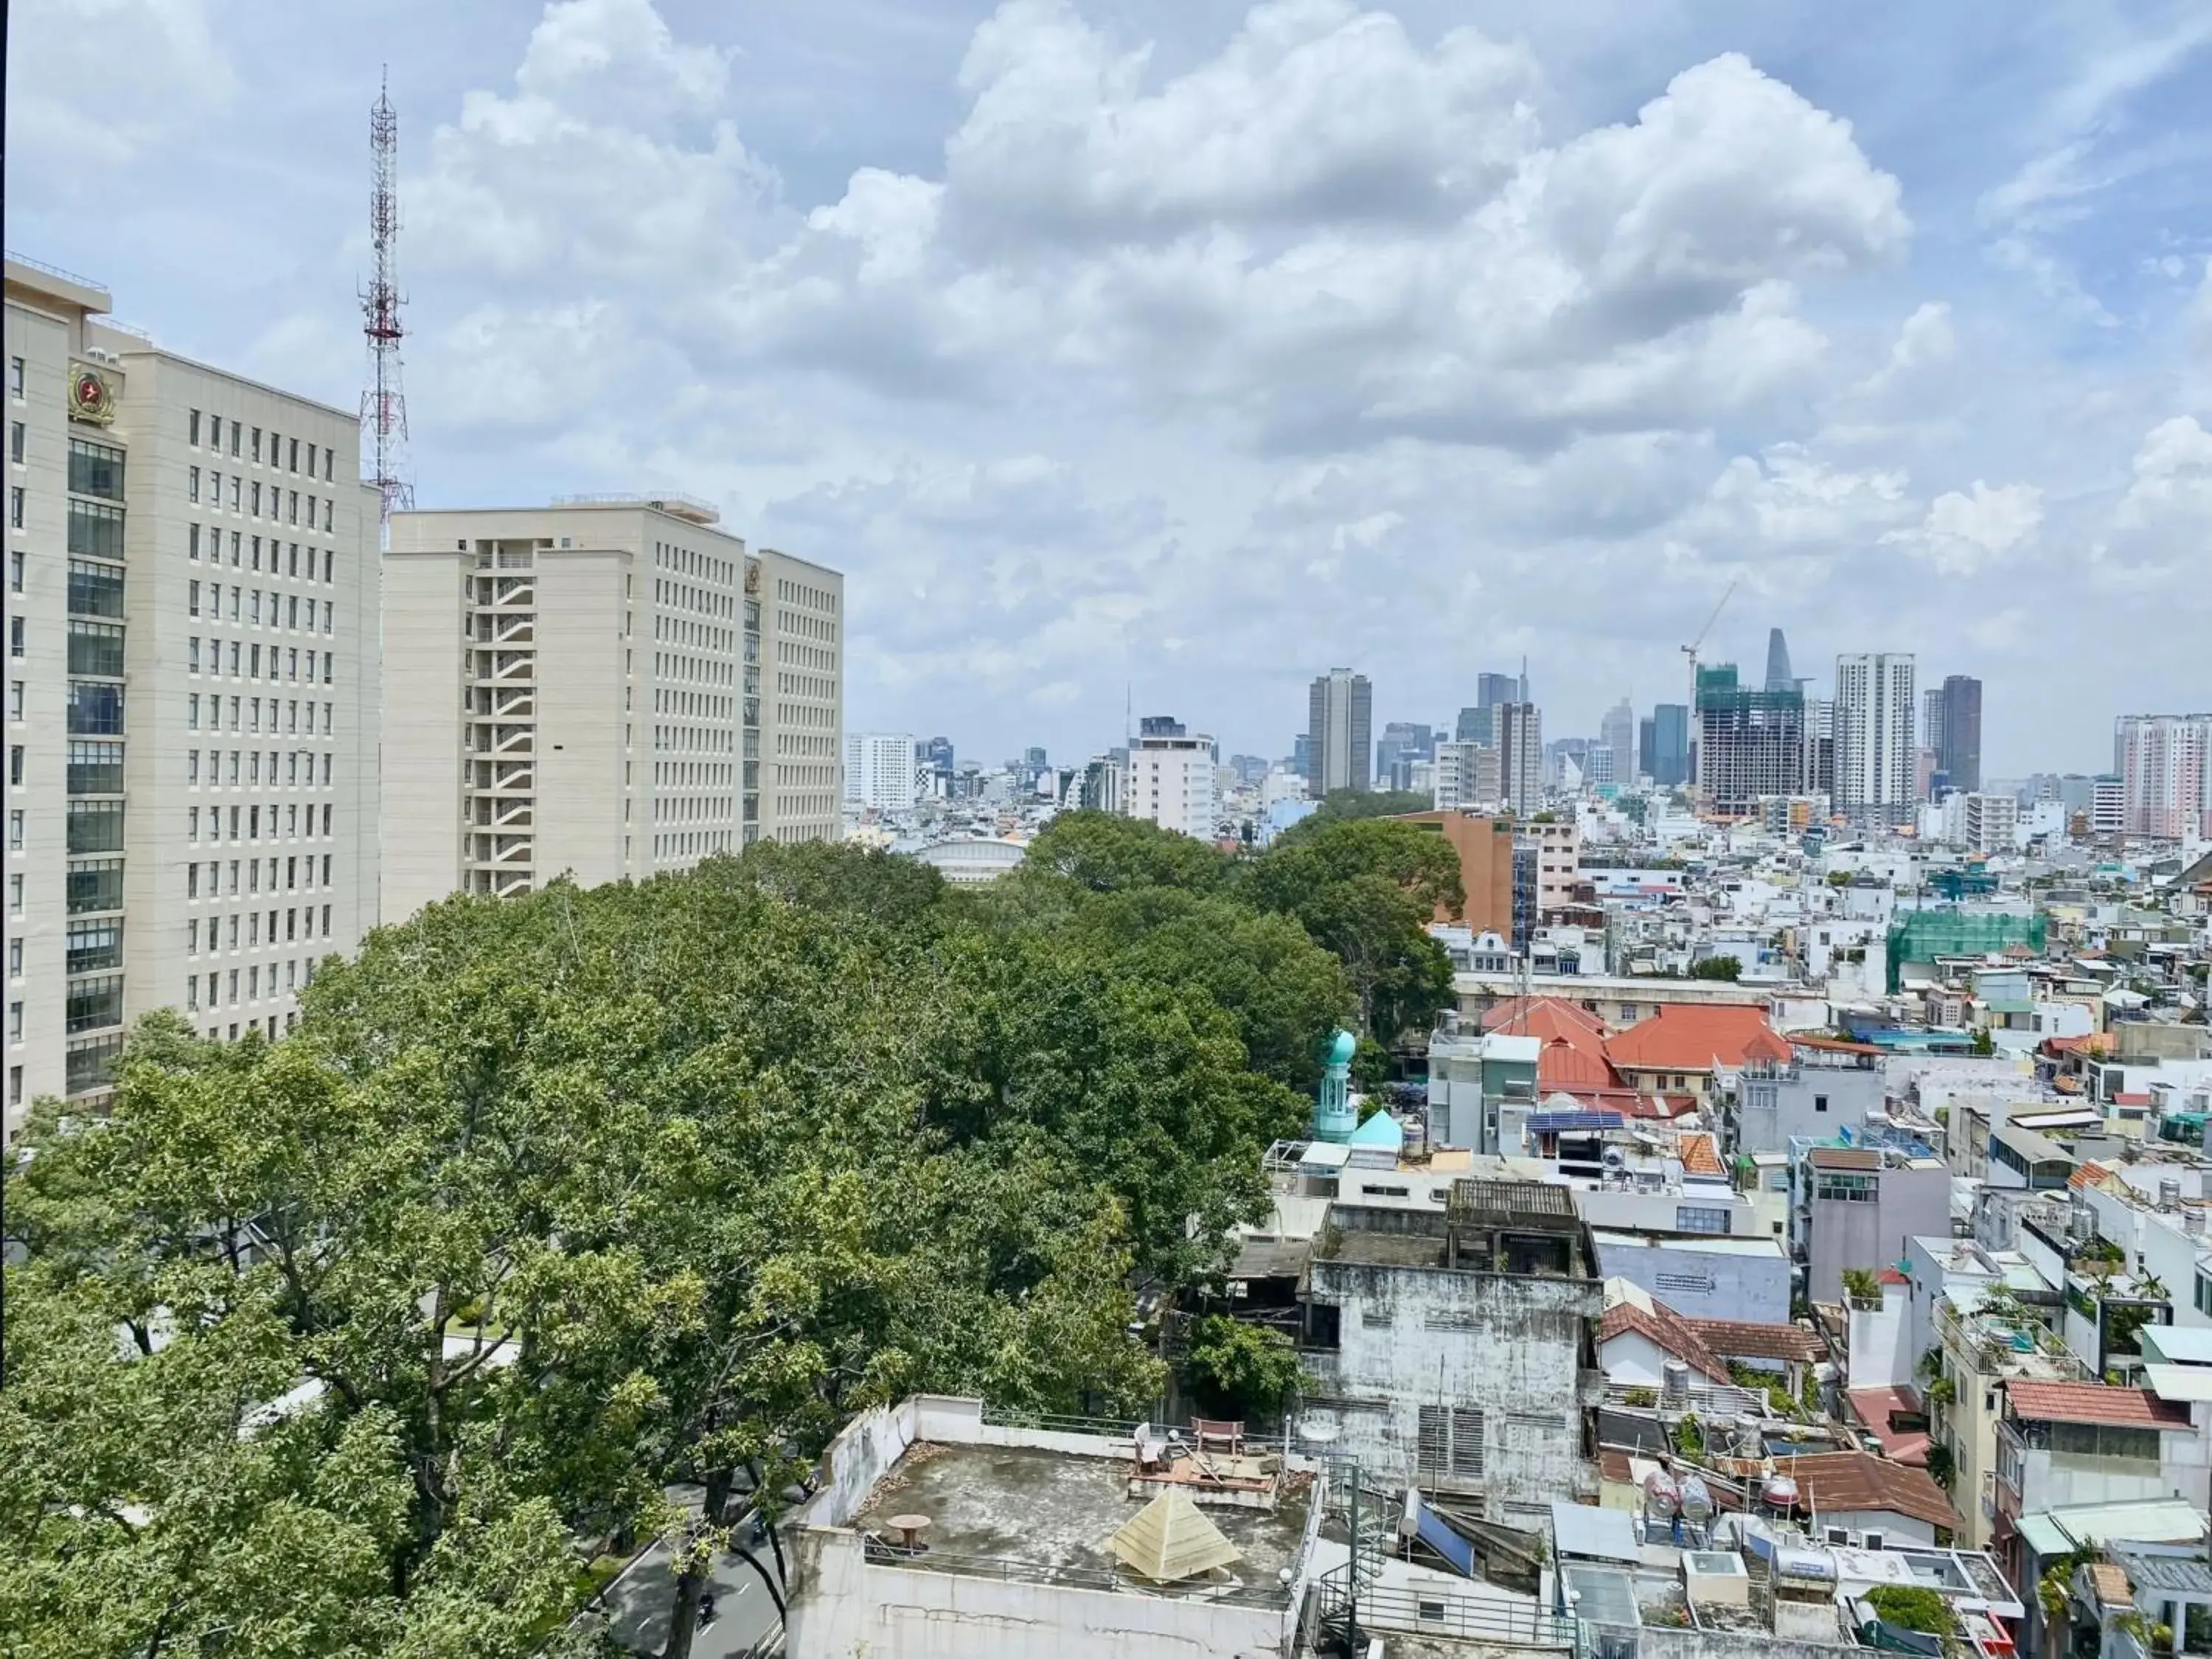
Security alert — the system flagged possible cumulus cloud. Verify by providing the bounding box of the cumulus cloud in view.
[1888,480,2045,575]
[5,0,236,175]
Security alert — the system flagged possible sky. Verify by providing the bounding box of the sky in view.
[9,0,2211,775]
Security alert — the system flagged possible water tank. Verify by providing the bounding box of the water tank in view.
[1643,1470,1680,1521]
[1762,1473,1800,1510]
[1678,1475,1714,1523]
[2160,1178,2183,1212]
[1661,1359,1693,1408]
[1775,1547,1837,1583]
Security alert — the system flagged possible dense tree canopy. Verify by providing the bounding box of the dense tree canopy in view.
[3,825,1458,1653]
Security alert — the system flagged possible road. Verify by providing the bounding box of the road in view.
[597,1529,785,1658]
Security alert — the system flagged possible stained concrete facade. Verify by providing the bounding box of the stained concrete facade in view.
[1297,1180,1603,1528]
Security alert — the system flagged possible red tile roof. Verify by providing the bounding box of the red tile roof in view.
[1605,1005,1791,1074]
[1790,1035,1882,1056]
[1846,1385,1930,1468]
[2003,1381,2191,1428]
[1485,997,1624,1092]
[1807,1146,1881,1171]
[1875,1267,1910,1287]
[1781,1450,1954,1528]
[1677,1132,1726,1179]
[1685,1317,1825,1364]
[1598,1299,1732,1384]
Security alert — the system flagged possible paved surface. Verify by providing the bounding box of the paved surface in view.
[599,1528,785,1658]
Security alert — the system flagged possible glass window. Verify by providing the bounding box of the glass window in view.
[1675,1206,1733,1235]
[65,919,123,975]
[66,740,125,795]
[66,499,125,558]
[65,858,124,914]
[65,975,125,1034]
[67,620,125,676]
[66,1035,122,1093]
[66,559,124,619]
[66,681,125,736]
[66,438,125,500]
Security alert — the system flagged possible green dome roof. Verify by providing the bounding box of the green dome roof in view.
[1327,1029,1357,1066]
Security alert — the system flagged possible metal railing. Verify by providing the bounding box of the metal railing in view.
[976,1402,1288,1453]
[1315,1563,1577,1647]
[862,1539,1294,1610]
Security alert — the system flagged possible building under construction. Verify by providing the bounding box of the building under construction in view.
[1695,664,1812,818]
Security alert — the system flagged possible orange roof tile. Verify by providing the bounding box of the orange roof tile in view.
[2004,1381,2191,1428]
[1484,996,1624,1092]
[1781,1450,1953,1529]
[1598,1300,1732,1384]
[1685,1317,1824,1363]
[1677,1131,1725,1178]
[1604,1005,1790,1074]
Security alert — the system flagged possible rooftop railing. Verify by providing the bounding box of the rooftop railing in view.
[862,1538,1295,1610]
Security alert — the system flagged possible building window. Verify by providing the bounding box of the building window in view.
[67,559,124,619]
[9,357,24,397]
[66,500,125,558]
[66,438,125,500]
[1676,1206,1733,1235]
[1815,1094,1829,1113]
[189,466,201,503]
[9,487,21,529]
[189,408,201,445]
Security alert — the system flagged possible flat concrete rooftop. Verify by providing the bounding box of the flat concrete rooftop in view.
[854,1441,1311,1606]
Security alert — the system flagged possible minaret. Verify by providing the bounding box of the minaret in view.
[1314,1029,1357,1143]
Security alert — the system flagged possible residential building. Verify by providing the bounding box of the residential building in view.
[1396,810,1514,931]
[1798,1144,1953,1309]
[1599,698,1635,790]
[1931,675,1984,793]
[1603,1004,1790,1106]
[1298,1177,1602,1525]
[1123,724,1218,840]
[1455,970,1774,1032]
[1736,1036,1888,1155]
[380,500,841,920]
[2114,714,2212,840]
[1424,1019,1536,1150]
[1078,751,1123,813]
[1495,700,1542,815]
[1694,664,1808,817]
[1590,1228,1793,1324]
[1307,667,1371,795]
[1522,817,1581,916]
[843,731,917,815]
[5,257,380,1131]
[2091,774,2127,836]
[1431,739,1500,812]
[1927,1284,2087,1551]
[1835,653,1918,827]
[1955,791,2020,854]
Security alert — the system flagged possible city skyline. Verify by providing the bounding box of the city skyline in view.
[7,0,2208,771]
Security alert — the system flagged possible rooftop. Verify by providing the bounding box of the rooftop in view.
[1684,1317,1824,1364]
[1605,1005,1792,1073]
[852,1441,1310,1607]
[1781,1450,1954,1531]
[2003,1380,2192,1428]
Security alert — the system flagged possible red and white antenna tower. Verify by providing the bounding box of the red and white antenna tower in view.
[361,69,413,533]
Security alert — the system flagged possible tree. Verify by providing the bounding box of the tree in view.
[1970,1027,1996,1056]
[1866,1585,1955,1635]
[1183,1316,1302,1425]
[1840,1267,1882,1310]
[1924,1444,1956,1491]
[1020,810,1231,894]
[1303,788,1436,825]
[1688,956,1742,981]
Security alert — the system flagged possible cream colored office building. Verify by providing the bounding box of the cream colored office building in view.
[380,500,841,922]
[4,257,383,1134]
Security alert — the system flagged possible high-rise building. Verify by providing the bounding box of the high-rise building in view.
[1375,720,1432,792]
[1495,701,1543,815]
[2114,714,2212,839]
[1694,666,1806,818]
[1928,675,1983,794]
[1431,740,1501,812]
[1764,628,1796,692]
[5,257,383,1131]
[1476,672,1519,713]
[1834,653,1917,827]
[1599,698,1635,787]
[1123,724,1218,840]
[1454,705,1493,745]
[381,500,841,920]
[1645,703,1691,787]
[1079,753,1124,813]
[844,732,918,815]
[1307,669,1371,795]
[1138,714,1185,740]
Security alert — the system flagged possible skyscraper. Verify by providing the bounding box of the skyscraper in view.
[1495,701,1543,815]
[1599,698,1635,787]
[1764,628,1796,692]
[1375,721,1433,792]
[1307,669,1372,794]
[1694,667,1806,816]
[1124,724,1219,840]
[1476,672,1519,712]
[1646,704,1691,787]
[845,733,919,814]
[6,257,383,1131]
[2113,714,2212,839]
[1834,653,1917,827]
[1930,675,1983,793]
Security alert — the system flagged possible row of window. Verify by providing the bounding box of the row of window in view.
[187,637,334,684]
[187,581,335,633]
[187,749,335,788]
[186,955,322,1013]
[188,845,335,899]
[189,695,333,736]
[186,469,335,532]
[189,801,334,844]
[187,410,335,481]
[189,526,336,584]
[187,903,330,956]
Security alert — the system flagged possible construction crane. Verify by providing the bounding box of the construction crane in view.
[1680,580,1737,816]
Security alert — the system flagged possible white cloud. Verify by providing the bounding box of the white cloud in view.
[1888,480,2044,576]
[4,0,236,175]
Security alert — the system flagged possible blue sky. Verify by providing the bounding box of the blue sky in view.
[10,0,2209,771]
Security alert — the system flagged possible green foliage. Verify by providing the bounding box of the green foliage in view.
[1840,1267,1883,1309]
[1970,1027,1996,1056]
[7,844,1329,1657]
[1022,810,1231,894]
[1672,1412,1705,1457]
[1916,1346,1944,1382]
[1925,1376,1958,1408]
[1866,1585,1956,1635]
[1303,788,1438,824]
[1622,1387,1658,1408]
[1688,955,1743,981]
[1183,1316,1302,1422]
[1924,1444,1956,1491]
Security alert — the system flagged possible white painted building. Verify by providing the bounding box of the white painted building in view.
[1835,653,1918,827]
[1123,728,1218,841]
[843,731,917,815]
[5,257,381,1131]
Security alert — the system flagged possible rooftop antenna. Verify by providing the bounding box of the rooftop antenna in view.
[362,68,414,539]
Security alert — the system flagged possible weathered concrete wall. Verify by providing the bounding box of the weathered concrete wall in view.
[1588,1621,1858,1659]
[1595,1239,1790,1326]
[1301,1260,1599,1525]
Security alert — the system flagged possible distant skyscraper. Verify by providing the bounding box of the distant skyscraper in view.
[1647,704,1691,787]
[1930,675,1983,793]
[1694,667,1806,816]
[2114,714,2212,839]
[1496,702,1543,815]
[1834,653,1917,826]
[1764,628,1795,692]
[1599,698,1635,787]
[1476,672,1519,712]
[1375,721,1433,792]
[1138,714,1185,739]
[1308,669,1373,794]
[1124,724,1219,840]
[845,733,919,813]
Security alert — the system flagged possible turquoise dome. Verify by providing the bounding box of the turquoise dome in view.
[1327,1029,1357,1067]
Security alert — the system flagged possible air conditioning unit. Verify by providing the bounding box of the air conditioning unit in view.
[1825,1526,1854,1547]
[1863,1530,1885,1553]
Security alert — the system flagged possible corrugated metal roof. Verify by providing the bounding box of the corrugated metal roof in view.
[2018,1498,2209,1554]
[1552,1501,1641,1563]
